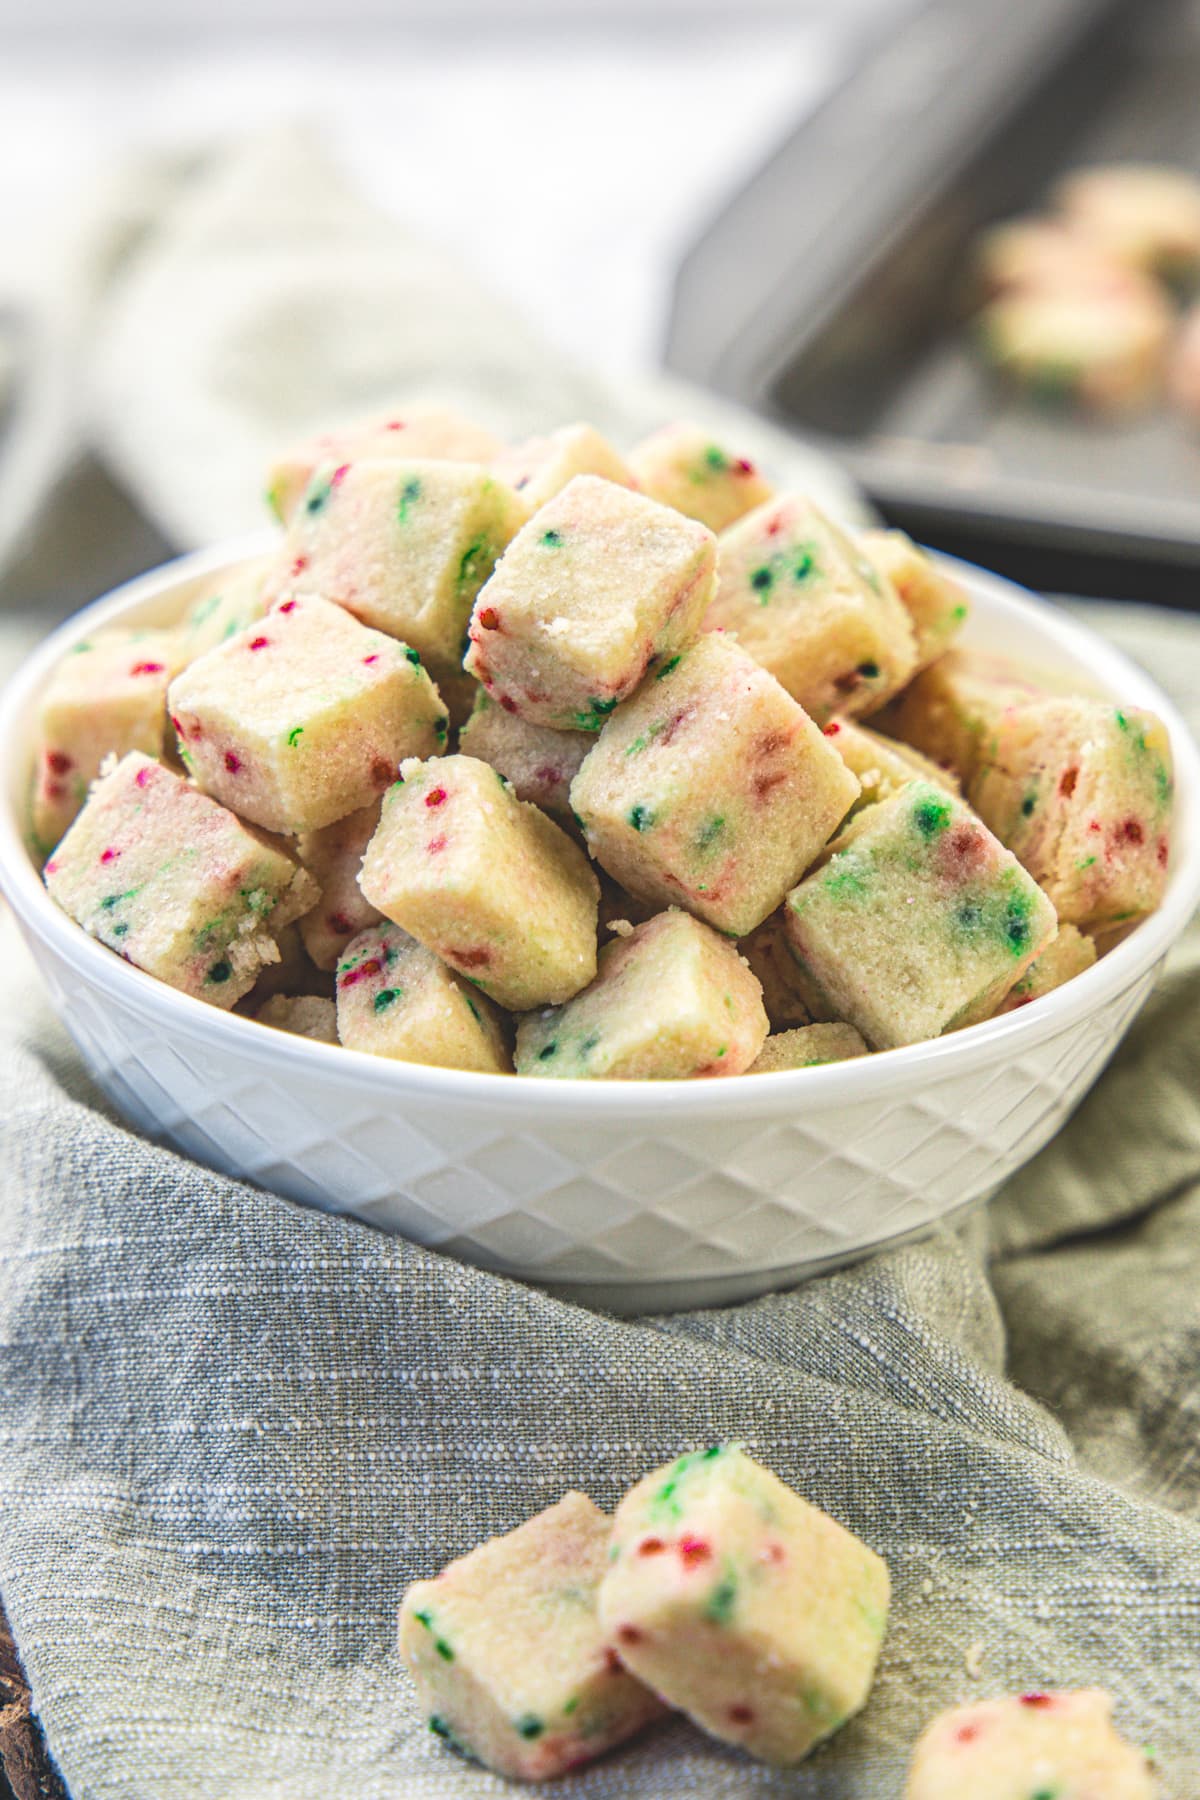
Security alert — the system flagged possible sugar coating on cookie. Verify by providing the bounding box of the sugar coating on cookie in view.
[785,784,1058,1048]
[176,560,270,666]
[598,1444,890,1766]
[265,405,503,525]
[570,634,860,935]
[976,286,1171,411]
[749,1022,868,1073]
[515,908,767,1079]
[822,717,960,814]
[904,1688,1156,1800]
[994,922,1097,1014]
[262,458,526,692]
[627,421,774,534]
[878,649,1051,787]
[492,422,635,513]
[44,752,317,1008]
[969,699,1173,928]
[335,922,509,1073]
[168,595,446,836]
[295,802,383,970]
[738,910,815,1030]
[459,688,591,823]
[465,474,718,731]
[255,993,338,1043]
[1054,162,1200,283]
[705,494,917,722]
[399,1492,667,1782]
[857,531,969,671]
[359,754,599,1011]
[29,627,186,859]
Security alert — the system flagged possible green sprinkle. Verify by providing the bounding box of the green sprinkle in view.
[1021,794,1036,817]
[1077,854,1097,870]
[286,726,304,747]
[206,960,233,985]
[626,734,649,757]
[823,861,868,899]
[912,795,951,838]
[404,646,422,667]
[1115,710,1129,731]
[429,1715,451,1739]
[574,696,618,730]
[702,444,728,473]
[373,988,401,1013]
[304,474,334,515]
[465,995,481,1022]
[857,660,880,681]
[516,1716,544,1740]
[1031,1790,1058,1800]
[715,1045,727,1058]
[579,1032,600,1055]
[435,1638,454,1662]
[397,476,421,523]
[655,655,682,680]
[457,537,489,589]
[99,889,137,911]
[750,565,774,595]
[541,529,563,548]
[111,922,129,938]
[563,1697,579,1717]
[434,715,449,743]
[538,1041,559,1061]
[704,1577,737,1625]
[696,815,724,850]
[793,548,815,582]
[952,602,968,621]
[628,804,653,831]
[957,903,982,935]
[414,1609,433,1628]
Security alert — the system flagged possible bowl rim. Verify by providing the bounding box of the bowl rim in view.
[3,534,1199,1119]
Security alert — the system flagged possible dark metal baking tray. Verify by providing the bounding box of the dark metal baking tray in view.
[666,0,1200,603]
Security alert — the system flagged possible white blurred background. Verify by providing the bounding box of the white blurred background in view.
[0,0,908,377]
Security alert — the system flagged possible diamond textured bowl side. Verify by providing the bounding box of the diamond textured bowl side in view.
[3,537,1199,1314]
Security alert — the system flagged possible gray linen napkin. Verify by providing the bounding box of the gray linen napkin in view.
[3,130,1200,1799]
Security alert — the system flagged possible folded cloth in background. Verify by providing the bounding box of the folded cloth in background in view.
[2,126,1200,1800]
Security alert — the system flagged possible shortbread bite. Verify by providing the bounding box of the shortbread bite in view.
[857,531,968,670]
[1055,162,1200,284]
[739,911,814,1030]
[976,286,1171,411]
[822,718,959,813]
[335,923,509,1073]
[295,802,383,970]
[29,627,185,857]
[877,649,1050,786]
[263,458,526,691]
[749,1023,869,1073]
[995,922,1096,1014]
[598,1445,890,1766]
[399,1493,666,1782]
[705,495,917,722]
[515,909,767,1079]
[785,784,1058,1048]
[904,1689,1156,1800]
[465,475,717,731]
[359,755,599,1011]
[459,688,590,824]
[492,422,635,512]
[255,994,338,1043]
[168,595,445,836]
[974,215,1150,300]
[44,753,317,1007]
[265,405,503,525]
[970,699,1173,927]
[570,635,859,935]
[176,559,270,665]
[627,422,774,534]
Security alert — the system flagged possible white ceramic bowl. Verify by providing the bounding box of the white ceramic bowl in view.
[3,538,1199,1314]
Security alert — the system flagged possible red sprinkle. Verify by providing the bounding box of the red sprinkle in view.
[362,654,379,665]
[44,782,66,800]
[451,946,491,969]
[46,750,72,774]
[1087,818,1102,833]
[761,1542,786,1565]
[637,1537,666,1557]
[224,752,241,774]
[248,636,270,652]
[754,769,788,800]
[385,419,406,432]
[823,721,842,736]
[100,847,119,864]
[679,1536,712,1568]
[427,835,448,855]
[603,1648,623,1675]
[499,695,519,714]
[734,458,755,476]
[134,767,152,789]
[340,956,382,989]
[533,764,563,788]
[371,758,394,786]
[1116,817,1145,846]
[1158,836,1170,868]
[1019,1693,1054,1709]
[425,787,447,809]
[331,462,350,489]
[280,593,301,608]
[955,1722,981,1743]
[477,606,500,631]
[729,1704,755,1724]
[328,911,354,935]
[1059,766,1079,798]
[44,859,58,875]
[130,661,165,676]
[616,1626,644,1647]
